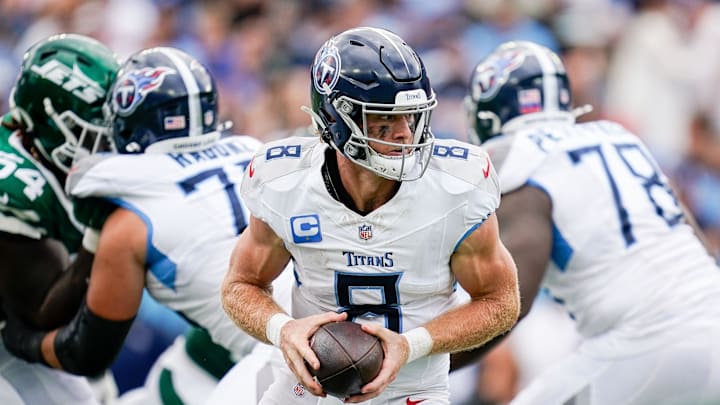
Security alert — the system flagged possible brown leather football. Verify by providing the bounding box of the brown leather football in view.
[308,321,384,398]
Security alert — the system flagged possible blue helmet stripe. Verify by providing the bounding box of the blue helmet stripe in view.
[527,42,559,112]
[160,47,202,137]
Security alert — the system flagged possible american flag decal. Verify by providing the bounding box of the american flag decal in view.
[518,88,541,114]
[358,224,372,240]
[164,115,186,130]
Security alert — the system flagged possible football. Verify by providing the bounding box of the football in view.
[308,321,384,398]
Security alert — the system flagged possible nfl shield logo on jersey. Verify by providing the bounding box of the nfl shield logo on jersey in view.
[359,224,372,240]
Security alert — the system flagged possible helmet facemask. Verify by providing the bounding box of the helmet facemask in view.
[335,92,436,181]
[43,97,115,172]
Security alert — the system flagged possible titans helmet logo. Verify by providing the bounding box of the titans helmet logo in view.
[471,50,525,101]
[312,43,340,95]
[112,67,176,116]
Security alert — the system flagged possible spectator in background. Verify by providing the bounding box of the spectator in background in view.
[460,0,560,69]
[673,111,720,258]
[604,0,718,171]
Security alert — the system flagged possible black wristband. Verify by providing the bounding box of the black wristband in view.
[53,301,134,376]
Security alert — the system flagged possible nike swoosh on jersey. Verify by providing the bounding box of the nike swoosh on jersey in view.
[482,157,491,178]
[406,398,426,405]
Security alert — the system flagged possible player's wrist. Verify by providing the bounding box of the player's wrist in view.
[1,315,49,366]
[266,312,293,347]
[81,228,101,254]
[401,327,433,364]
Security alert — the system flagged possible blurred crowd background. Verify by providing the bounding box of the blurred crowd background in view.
[3,0,720,403]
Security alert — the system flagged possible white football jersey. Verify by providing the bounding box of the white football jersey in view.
[484,120,720,356]
[67,135,266,360]
[240,135,500,390]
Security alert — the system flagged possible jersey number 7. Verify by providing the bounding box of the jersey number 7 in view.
[178,163,248,235]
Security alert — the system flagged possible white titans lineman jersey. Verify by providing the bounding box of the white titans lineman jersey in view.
[240,136,500,390]
[67,135,263,360]
[485,120,720,356]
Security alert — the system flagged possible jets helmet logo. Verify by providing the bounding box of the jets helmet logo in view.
[471,50,525,101]
[112,67,176,115]
[31,60,106,104]
[312,43,340,95]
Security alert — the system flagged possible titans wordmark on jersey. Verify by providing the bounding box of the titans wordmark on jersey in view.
[240,135,500,389]
[0,117,83,251]
[484,120,720,356]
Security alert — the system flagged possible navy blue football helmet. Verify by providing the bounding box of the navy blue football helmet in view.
[103,47,219,154]
[305,27,437,181]
[465,41,575,144]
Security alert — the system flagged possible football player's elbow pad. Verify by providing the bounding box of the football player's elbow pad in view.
[54,301,135,377]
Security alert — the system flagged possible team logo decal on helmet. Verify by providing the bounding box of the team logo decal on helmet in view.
[312,43,340,95]
[113,67,176,115]
[31,59,107,104]
[471,50,525,101]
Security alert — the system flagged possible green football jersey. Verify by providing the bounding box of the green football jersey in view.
[0,114,83,253]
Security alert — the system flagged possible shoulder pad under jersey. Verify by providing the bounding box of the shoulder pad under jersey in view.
[428,138,497,186]
[484,127,563,194]
[241,136,324,193]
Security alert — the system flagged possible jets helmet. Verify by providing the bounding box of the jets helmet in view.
[105,47,220,154]
[9,33,119,172]
[305,27,437,181]
[465,41,575,144]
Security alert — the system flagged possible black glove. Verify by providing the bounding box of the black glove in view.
[73,197,117,231]
[1,308,48,365]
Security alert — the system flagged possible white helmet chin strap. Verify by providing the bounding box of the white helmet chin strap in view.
[301,105,326,137]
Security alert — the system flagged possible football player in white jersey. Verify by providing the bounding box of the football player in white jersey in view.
[0,33,121,405]
[221,27,520,405]
[1,46,291,405]
[464,40,720,404]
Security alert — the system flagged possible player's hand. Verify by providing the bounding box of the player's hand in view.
[1,307,47,365]
[278,311,347,397]
[344,323,407,403]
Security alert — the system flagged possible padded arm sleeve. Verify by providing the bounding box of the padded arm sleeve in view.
[54,301,135,377]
